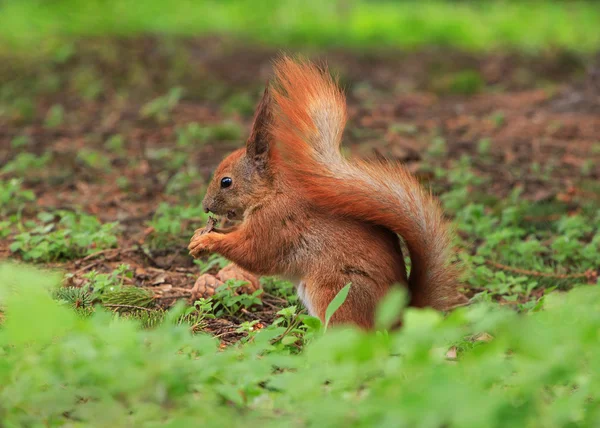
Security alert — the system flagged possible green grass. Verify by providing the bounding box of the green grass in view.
[2,262,600,426]
[0,178,35,218]
[146,203,208,250]
[9,211,119,262]
[1,0,599,53]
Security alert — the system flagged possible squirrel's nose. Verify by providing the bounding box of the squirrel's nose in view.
[202,200,212,214]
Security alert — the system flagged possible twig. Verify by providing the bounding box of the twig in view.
[270,311,304,345]
[73,260,104,275]
[103,304,155,312]
[523,213,564,222]
[262,292,290,304]
[214,330,242,339]
[79,248,119,263]
[261,299,283,310]
[485,260,596,281]
[190,322,208,333]
[241,308,261,320]
[78,246,137,264]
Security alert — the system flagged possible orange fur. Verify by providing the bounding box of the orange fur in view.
[189,56,467,331]
[269,56,466,310]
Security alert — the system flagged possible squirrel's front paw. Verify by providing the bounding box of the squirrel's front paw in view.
[188,233,218,258]
[188,217,219,258]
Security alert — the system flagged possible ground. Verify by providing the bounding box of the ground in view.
[1,37,599,343]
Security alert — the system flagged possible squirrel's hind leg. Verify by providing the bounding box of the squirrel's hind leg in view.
[299,278,377,330]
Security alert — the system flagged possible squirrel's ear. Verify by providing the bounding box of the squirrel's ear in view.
[246,85,272,171]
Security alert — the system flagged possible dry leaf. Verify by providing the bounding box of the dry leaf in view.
[475,332,494,342]
[445,346,458,360]
[153,284,173,294]
[152,274,167,285]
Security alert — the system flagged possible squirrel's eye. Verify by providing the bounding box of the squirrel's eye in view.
[220,177,233,188]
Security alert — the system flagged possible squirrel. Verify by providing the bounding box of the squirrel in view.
[188,56,468,329]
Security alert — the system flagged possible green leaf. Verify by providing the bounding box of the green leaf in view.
[324,282,351,330]
[276,305,297,318]
[281,335,297,346]
[375,286,408,330]
[37,212,55,223]
[301,315,322,332]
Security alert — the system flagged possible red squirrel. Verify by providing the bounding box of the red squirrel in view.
[189,56,467,329]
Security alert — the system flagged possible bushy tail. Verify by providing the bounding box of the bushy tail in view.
[269,56,466,310]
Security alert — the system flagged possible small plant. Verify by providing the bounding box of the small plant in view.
[60,265,157,315]
[261,276,298,304]
[490,110,505,127]
[146,202,207,249]
[324,282,351,330]
[176,122,210,147]
[427,136,448,158]
[439,158,485,213]
[10,135,30,149]
[9,97,36,122]
[236,320,261,335]
[388,122,418,135]
[222,92,256,117]
[71,65,104,100]
[431,70,484,95]
[477,137,492,156]
[165,166,205,197]
[146,147,188,171]
[101,287,155,308]
[52,286,94,312]
[268,305,321,349]
[140,87,183,123]
[211,280,263,317]
[580,159,594,176]
[200,120,243,142]
[104,134,126,155]
[0,221,11,238]
[80,263,133,296]
[1,152,52,176]
[10,211,119,262]
[116,176,130,190]
[51,41,75,64]
[194,253,230,274]
[77,148,112,171]
[0,178,35,216]
[44,104,65,128]
[448,70,485,95]
[182,298,216,331]
[190,297,215,319]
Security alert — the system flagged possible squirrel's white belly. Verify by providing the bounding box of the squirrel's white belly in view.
[295,280,315,317]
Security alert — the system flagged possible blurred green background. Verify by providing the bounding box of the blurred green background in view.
[1,0,600,53]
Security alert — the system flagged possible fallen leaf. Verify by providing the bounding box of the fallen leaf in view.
[475,332,494,342]
[153,284,173,294]
[445,346,457,360]
[152,274,167,285]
